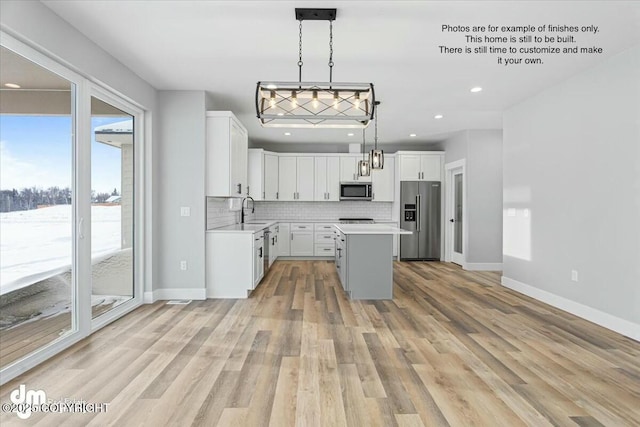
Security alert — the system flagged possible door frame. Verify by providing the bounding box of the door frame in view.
[87,84,145,332]
[444,159,467,266]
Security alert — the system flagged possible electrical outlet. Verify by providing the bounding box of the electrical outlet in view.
[180,207,191,217]
[180,261,188,271]
[571,270,578,282]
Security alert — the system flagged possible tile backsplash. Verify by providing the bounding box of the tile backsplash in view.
[207,198,393,229]
[254,201,393,221]
[206,197,255,229]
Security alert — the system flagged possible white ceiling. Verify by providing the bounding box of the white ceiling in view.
[42,0,640,146]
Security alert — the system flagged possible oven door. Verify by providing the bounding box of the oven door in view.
[340,183,372,201]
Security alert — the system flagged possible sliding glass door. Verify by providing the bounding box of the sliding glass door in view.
[0,46,77,370]
[90,96,135,319]
[0,34,144,383]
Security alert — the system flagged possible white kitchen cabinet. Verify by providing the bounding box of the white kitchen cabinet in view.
[371,156,395,202]
[247,149,279,200]
[398,152,443,181]
[340,155,372,182]
[253,232,264,288]
[314,156,340,201]
[268,224,278,266]
[264,153,279,200]
[277,223,291,256]
[207,230,257,298]
[278,156,314,201]
[290,223,314,256]
[206,111,248,197]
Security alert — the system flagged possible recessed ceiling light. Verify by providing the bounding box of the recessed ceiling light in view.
[347,133,354,137]
[284,132,291,136]
[277,112,284,116]
[4,83,20,89]
[409,133,417,137]
[470,86,483,93]
[434,114,443,119]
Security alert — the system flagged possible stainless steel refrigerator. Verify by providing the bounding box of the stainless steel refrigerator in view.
[400,181,441,260]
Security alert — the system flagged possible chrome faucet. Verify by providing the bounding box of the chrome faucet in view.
[241,196,254,224]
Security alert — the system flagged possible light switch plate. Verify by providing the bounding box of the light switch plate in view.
[571,270,578,282]
[180,207,191,217]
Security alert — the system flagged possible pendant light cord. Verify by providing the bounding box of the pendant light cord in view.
[374,107,379,149]
[328,20,334,83]
[298,20,303,83]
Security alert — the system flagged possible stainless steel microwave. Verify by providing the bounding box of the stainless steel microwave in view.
[340,182,372,201]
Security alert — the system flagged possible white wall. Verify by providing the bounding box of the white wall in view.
[503,46,640,337]
[443,130,503,267]
[156,91,206,295]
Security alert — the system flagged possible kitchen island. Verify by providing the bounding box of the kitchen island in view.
[334,224,412,299]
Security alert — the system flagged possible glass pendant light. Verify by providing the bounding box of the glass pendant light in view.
[369,101,384,169]
[358,128,370,177]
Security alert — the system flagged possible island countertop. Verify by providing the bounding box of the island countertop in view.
[334,224,412,235]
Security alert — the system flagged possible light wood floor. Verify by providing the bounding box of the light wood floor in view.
[1,261,638,426]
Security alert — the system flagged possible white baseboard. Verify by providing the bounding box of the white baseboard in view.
[501,276,640,341]
[143,288,206,303]
[464,262,503,271]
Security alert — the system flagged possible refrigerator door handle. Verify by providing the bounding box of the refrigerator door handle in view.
[416,194,421,231]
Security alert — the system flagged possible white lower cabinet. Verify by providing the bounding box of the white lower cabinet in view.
[314,223,336,256]
[290,223,314,256]
[268,224,278,267]
[253,232,264,288]
[277,223,291,256]
[207,230,262,298]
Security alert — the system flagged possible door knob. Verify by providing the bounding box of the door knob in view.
[450,219,455,223]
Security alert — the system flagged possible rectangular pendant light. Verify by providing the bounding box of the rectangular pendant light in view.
[256,82,375,128]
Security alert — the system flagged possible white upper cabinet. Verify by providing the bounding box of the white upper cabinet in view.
[340,155,372,182]
[296,157,315,201]
[371,156,394,202]
[264,153,279,200]
[278,156,297,201]
[247,149,263,200]
[314,156,340,201]
[206,111,248,197]
[398,152,443,181]
[247,149,279,200]
[278,156,314,201]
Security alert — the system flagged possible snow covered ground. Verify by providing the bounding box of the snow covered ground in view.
[0,205,121,295]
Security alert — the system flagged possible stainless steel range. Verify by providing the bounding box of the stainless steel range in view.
[338,218,375,224]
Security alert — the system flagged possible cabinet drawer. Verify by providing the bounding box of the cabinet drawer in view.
[314,223,335,232]
[315,232,335,242]
[314,244,335,256]
[291,223,313,231]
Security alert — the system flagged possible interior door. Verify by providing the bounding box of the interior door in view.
[446,166,465,266]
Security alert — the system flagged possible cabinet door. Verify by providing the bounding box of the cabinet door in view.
[314,157,328,201]
[340,156,358,182]
[230,119,248,195]
[290,232,314,256]
[371,156,394,201]
[278,157,297,201]
[296,157,315,201]
[421,155,442,181]
[278,223,291,256]
[264,153,279,200]
[254,240,264,288]
[247,149,263,200]
[326,157,340,201]
[399,155,421,181]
